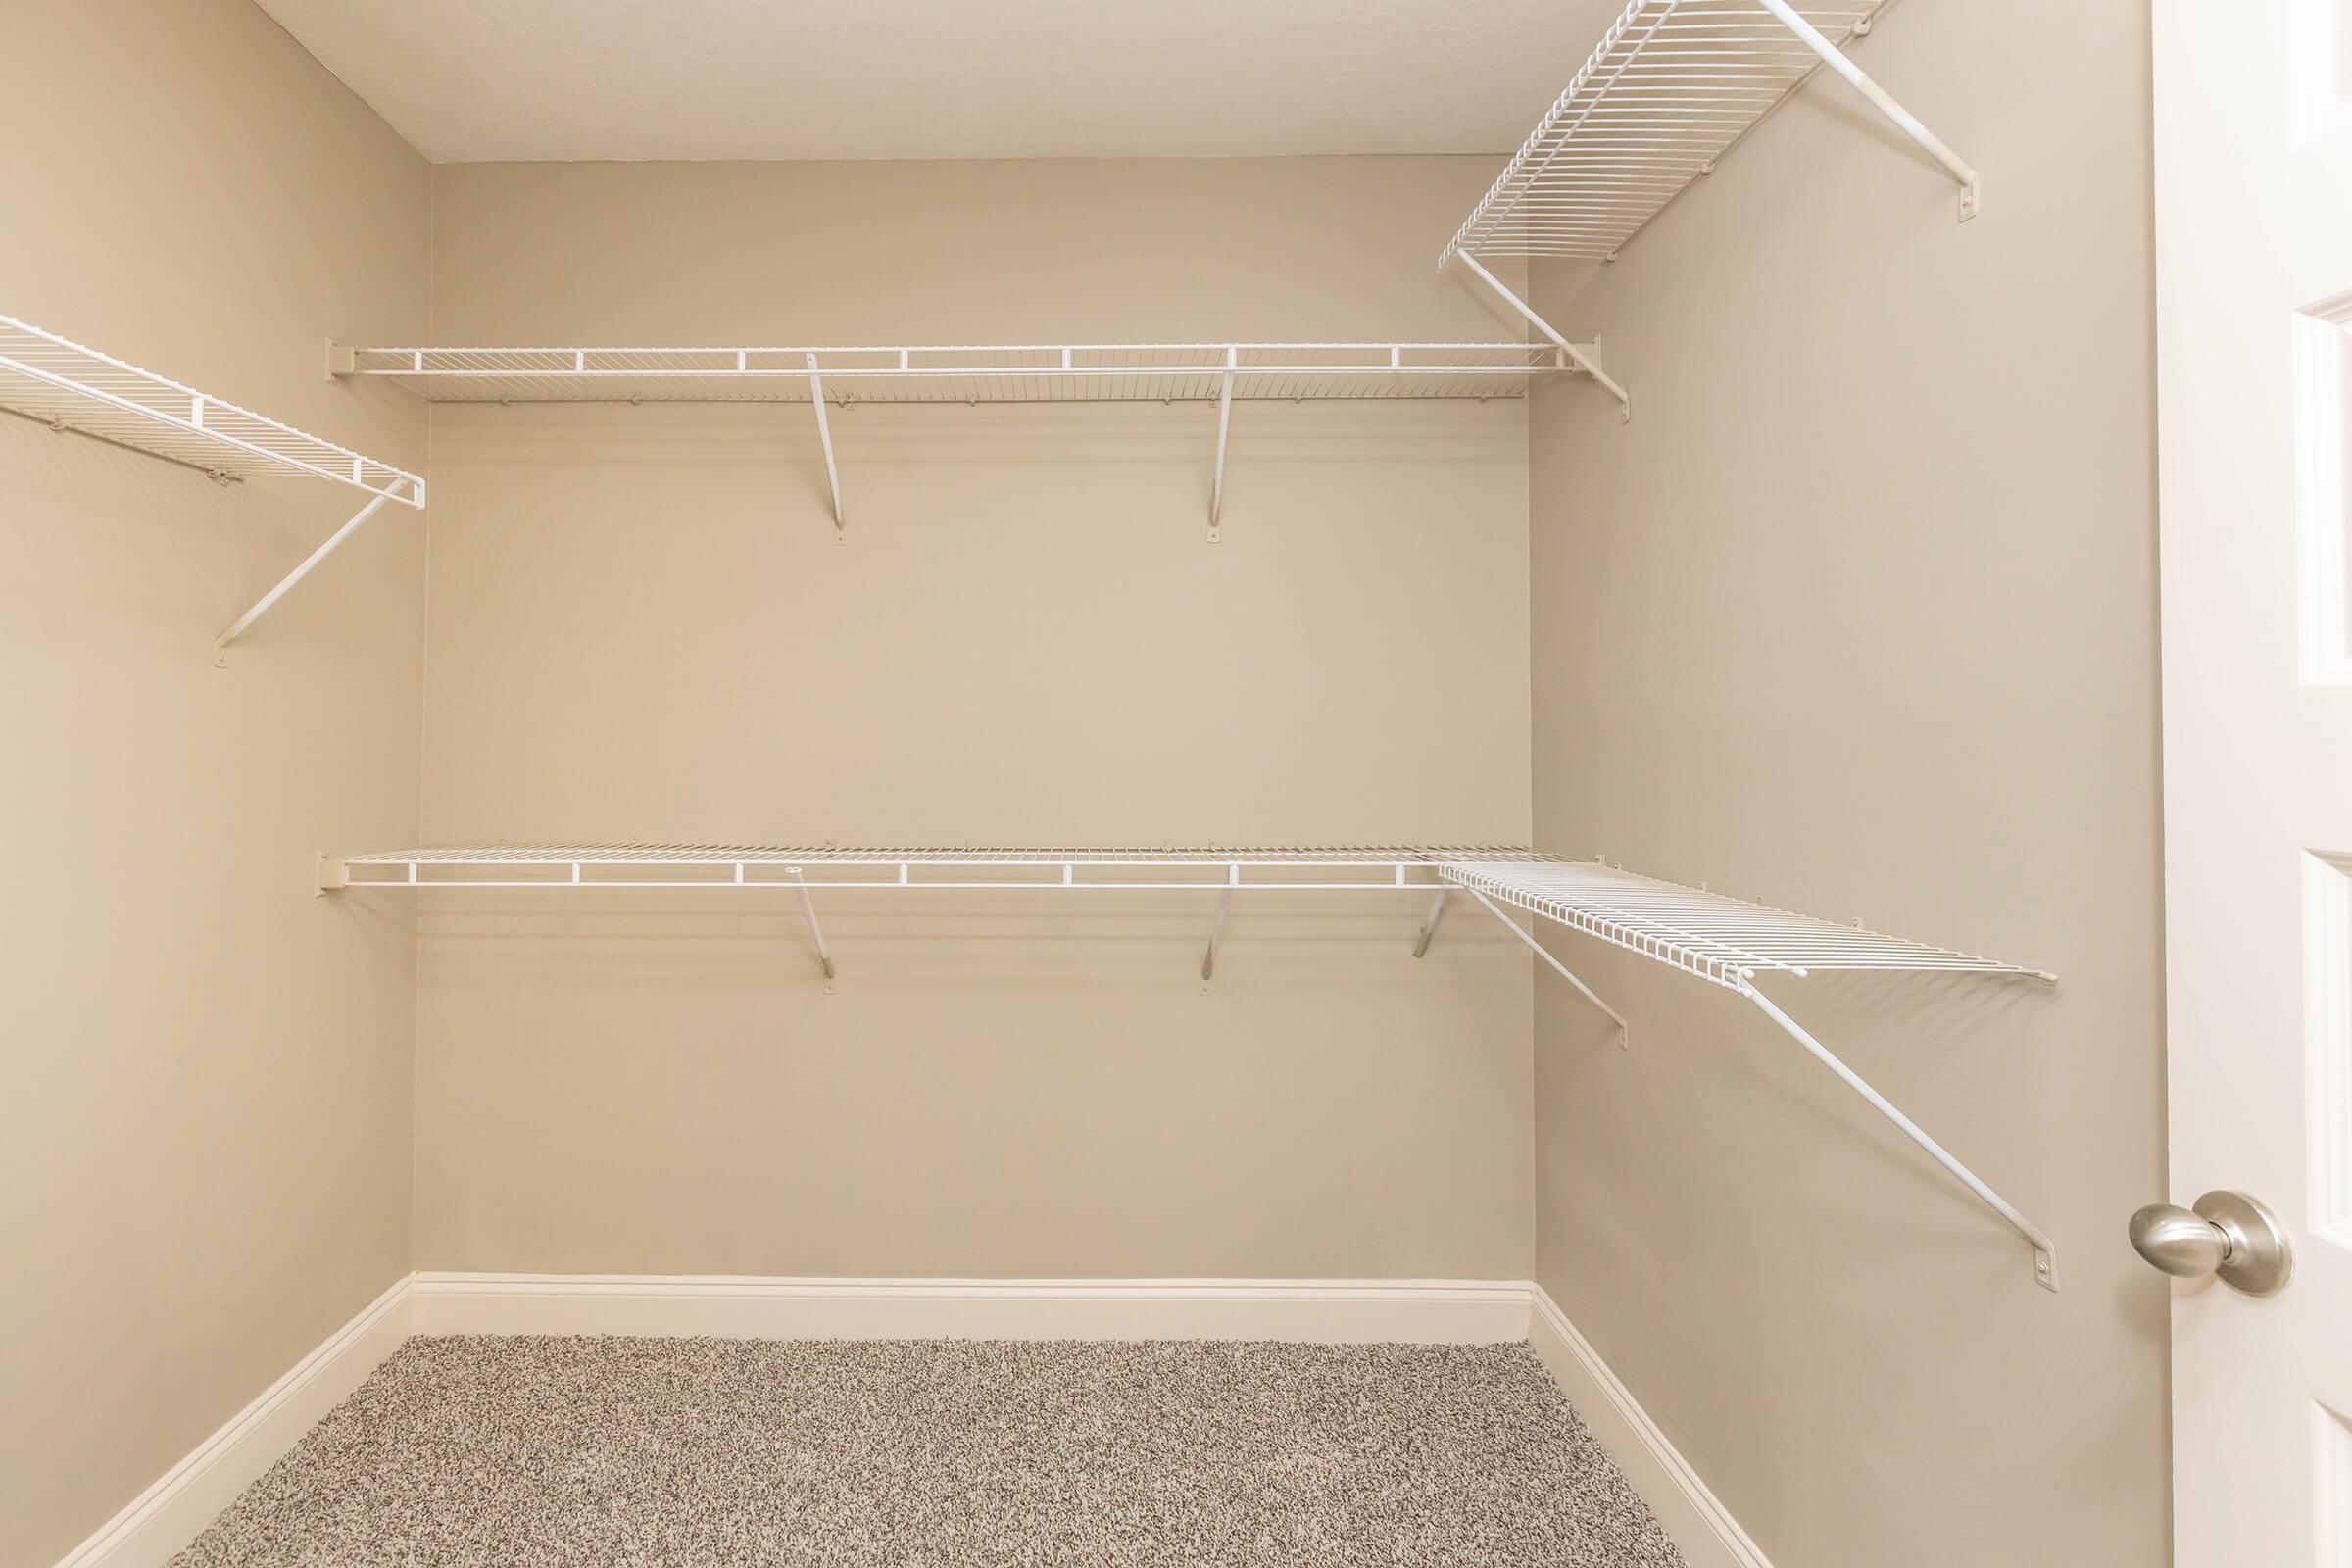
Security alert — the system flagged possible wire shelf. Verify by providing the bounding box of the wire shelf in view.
[0,315,422,502]
[329,841,2058,1287]
[332,843,1579,890]
[1442,0,1886,264]
[345,344,1562,405]
[1438,859,2048,992]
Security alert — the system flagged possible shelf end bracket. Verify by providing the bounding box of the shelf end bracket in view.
[1740,983,2056,1291]
[1454,252,1630,421]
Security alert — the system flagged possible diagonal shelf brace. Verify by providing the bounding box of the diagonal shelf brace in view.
[1740,982,2056,1291]
[1411,888,1451,958]
[1200,872,1236,987]
[1468,889,1630,1047]
[1208,345,1236,542]
[217,477,416,648]
[1757,0,1980,221]
[786,867,836,985]
[1453,253,1629,421]
[806,353,845,543]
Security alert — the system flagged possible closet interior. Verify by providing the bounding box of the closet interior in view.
[4,1,2169,1565]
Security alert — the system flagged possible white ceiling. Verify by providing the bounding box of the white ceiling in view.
[254,0,1622,164]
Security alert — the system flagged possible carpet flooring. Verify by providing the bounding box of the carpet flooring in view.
[169,1336,1690,1567]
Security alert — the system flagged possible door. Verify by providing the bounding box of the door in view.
[2153,2,2352,1563]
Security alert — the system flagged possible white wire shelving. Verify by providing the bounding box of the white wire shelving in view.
[1448,858,2057,1290]
[1440,0,1981,419]
[0,314,426,647]
[336,342,1572,541]
[1440,859,2048,991]
[342,343,1562,404]
[327,843,1555,882]
[326,841,2057,1289]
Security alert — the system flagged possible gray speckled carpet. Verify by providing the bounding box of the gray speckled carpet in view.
[169,1336,1689,1567]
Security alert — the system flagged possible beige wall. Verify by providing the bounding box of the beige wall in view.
[412,160,1538,1278]
[1524,4,2166,1565]
[0,3,430,1562]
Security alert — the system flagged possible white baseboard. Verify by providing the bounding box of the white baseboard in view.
[409,1273,1533,1344]
[1526,1283,1775,1568]
[51,1275,412,1568]
[55,1273,1765,1568]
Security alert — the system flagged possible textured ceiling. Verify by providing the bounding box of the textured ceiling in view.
[254,0,1624,164]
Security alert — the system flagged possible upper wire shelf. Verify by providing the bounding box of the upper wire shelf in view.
[0,315,421,501]
[340,342,1564,542]
[342,343,1562,405]
[1443,0,1888,265]
[0,314,427,649]
[1437,859,2047,991]
[1437,0,1978,417]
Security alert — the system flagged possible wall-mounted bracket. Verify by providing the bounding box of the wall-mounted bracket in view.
[1410,888,1451,957]
[1466,889,1630,1046]
[314,853,348,896]
[1739,983,2054,1290]
[787,867,837,988]
[1207,346,1237,542]
[1756,0,1980,223]
[1200,875,1236,990]
[217,476,416,649]
[1453,252,1631,422]
[806,353,846,544]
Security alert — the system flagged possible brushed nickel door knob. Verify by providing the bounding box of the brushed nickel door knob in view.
[2128,1190,2292,1297]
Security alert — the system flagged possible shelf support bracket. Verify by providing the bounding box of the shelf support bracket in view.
[1453,252,1630,420]
[1740,983,2056,1291]
[1756,0,1980,221]
[787,869,837,986]
[1200,875,1236,987]
[217,477,414,649]
[1466,889,1629,1046]
[1411,888,1451,958]
[806,353,845,543]
[1209,345,1236,542]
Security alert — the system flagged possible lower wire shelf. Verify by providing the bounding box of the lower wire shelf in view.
[326,842,2058,1288]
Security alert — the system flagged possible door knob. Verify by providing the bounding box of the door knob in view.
[2127,1189,2292,1297]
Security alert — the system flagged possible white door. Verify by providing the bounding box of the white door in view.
[2154,2,2352,1563]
